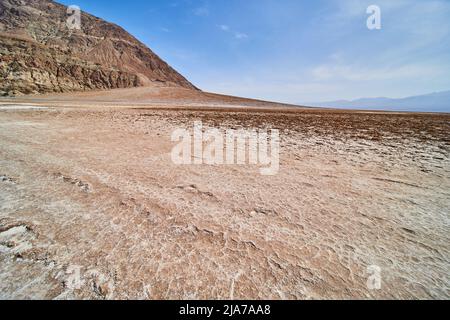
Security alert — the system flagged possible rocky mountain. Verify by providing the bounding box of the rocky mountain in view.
[0,0,197,96]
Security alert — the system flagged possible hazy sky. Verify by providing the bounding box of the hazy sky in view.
[58,0,450,104]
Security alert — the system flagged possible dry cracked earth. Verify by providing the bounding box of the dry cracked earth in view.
[0,100,449,300]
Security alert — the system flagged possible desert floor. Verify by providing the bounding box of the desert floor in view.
[0,88,449,299]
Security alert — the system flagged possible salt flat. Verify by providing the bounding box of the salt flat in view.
[0,105,49,111]
[0,90,449,299]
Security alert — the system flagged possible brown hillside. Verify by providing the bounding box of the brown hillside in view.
[0,0,197,95]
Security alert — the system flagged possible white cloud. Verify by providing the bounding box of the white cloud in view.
[234,32,248,39]
[311,63,444,82]
[216,25,249,40]
[332,0,412,18]
[193,6,209,17]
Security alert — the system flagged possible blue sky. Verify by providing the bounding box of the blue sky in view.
[58,0,450,104]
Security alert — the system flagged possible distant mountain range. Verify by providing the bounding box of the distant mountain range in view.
[308,90,450,113]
